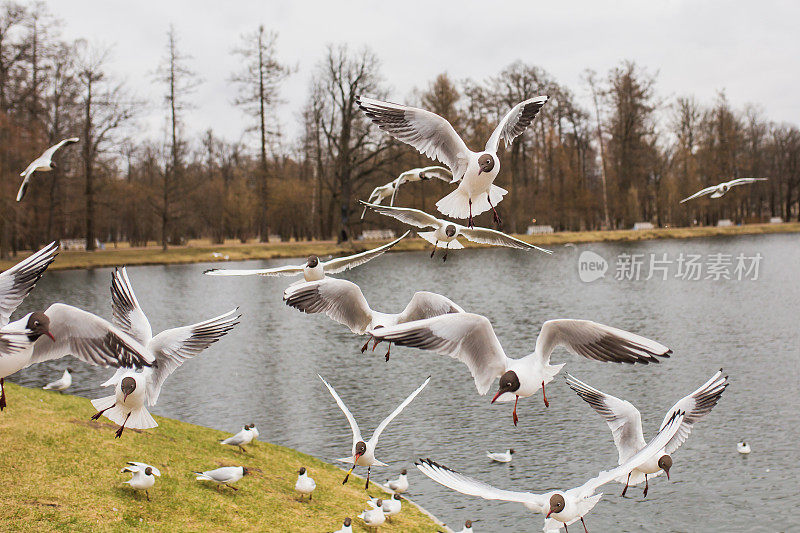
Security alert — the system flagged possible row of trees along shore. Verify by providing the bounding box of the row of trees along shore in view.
[1,2,798,258]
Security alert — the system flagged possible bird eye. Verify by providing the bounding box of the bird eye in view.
[33,321,39,327]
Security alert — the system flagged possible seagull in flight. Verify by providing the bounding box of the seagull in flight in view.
[283,277,464,360]
[361,166,452,219]
[121,462,161,501]
[16,138,79,201]
[566,369,728,497]
[360,201,551,261]
[357,95,548,228]
[319,374,430,489]
[369,313,671,426]
[680,178,768,203]
[416,409,686,532]
[204,231,409,280]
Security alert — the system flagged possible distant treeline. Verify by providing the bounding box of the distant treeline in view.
[0,2,798,257]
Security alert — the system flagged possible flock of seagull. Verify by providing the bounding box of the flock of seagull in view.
[0,92,752,532]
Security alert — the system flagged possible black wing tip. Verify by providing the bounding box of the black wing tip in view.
[203,269,219,274]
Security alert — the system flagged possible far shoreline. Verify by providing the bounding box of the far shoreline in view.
[2,222,798,272]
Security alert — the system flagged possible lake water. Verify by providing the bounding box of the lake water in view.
[10,233,800,532]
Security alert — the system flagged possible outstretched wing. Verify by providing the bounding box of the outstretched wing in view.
[727,177,768,188]
[370,376,430,445]
[397,291,464,324]
[679,186,718,203]
[204,264,305,277]
[370,313,508,395]
[566,374,647,464]
[323,231,409,274]
[357,96,471,181]
[40,137,79,161]
[110,267,153,345]
[360,201,441,229]
[125,462,160,476]
[318,374,362,446]
[416,458,547,511]
[535,319,671,365]
[283,278,373,334]
[657,369,728,454]
[459,226,552,254]
[485,96,549,152]
[0,242,58,327]
[418,166,452,182]
[144,309,240,405]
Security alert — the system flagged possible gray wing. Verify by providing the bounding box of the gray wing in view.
[110,267,153,345]
[657,369,728,454]
[15,171,35,201]
[322,231,409,274]
[318,374,362,446]
[369,313,507,395]
[418,166,452,182]
[416,459,547,511]
[145,309,240,405]
[566,374,647,464]
[126,462,160,476]
[359,201,441,229]
[679,186,718,203]
[283,278,373,334]
[727,177,768,187]
[27,303,155,368]
[40,137,79,161]
[0,242,58,326]
[459,226,552,254]
[535,319,671,365]
[0,332,28,355]
[203,264,304,277]
[397,291,464,324]
[357,96,471,180]
[485,96,549,153]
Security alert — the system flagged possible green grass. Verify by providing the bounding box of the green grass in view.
[0,383,443,532]
[1,222,798,271]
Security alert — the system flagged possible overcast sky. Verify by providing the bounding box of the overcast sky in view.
[45,0,799,151]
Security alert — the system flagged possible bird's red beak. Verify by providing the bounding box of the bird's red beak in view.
[123,392,130,402]
[665,470,670,481]
[477,168,483,175]
[546,510,553,518]
[45,331,55,342]
[354,451,363,463]
[491,391,502,403]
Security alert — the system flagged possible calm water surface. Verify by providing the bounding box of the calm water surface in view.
[11,233,800,532]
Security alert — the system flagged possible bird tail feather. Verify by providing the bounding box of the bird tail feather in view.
[90,395,158,429]
[416,231,439,246]
[435,188,471,219]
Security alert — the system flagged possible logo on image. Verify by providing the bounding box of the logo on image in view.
[578,250,608,282]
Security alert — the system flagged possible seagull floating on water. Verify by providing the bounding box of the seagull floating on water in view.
[121,462,160,501]
[566,369,728,497]
[370,313,671,425]
[194,466,249,491]
[221,424,257,452]
[440,520,475,533]
[486,449,515,463]
[204,231,409,280]
[357,95,548,228]
[386,469,409,494]
[295,467,316,501]
[16,138,79,201]
[361,166,452,219]
[360,201,552,260]
[417,409,686,532]
[319,374,430,489]
[91,268,239,437]
[737,442,751,454]
[680,178,768,203]
[43,368,72,392]
[283,277,464,360]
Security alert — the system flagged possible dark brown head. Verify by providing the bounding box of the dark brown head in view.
[50,161,57,169]
[491,370,521,403]
[445,224,457,238]
[375,499,383,506]
[306,255,319,268]
[354,440,367,461]
[343,517,352,527]
[509,449,515,455]
[298,467,306,475]
[478,154,494,174]
[247,423,255,429]
[400,469,407,475]
[144,467,153,476]
[242,466,250,476]
[465,520,473,528]
[392,494,401,501]
[120,376,136,401]
[658,454,673,479]
[546,493,566,518]
[26,312,54,342]
[67,368,74,373]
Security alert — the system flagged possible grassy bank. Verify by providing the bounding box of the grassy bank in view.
[1,222,798,271]
[0,383,442,532]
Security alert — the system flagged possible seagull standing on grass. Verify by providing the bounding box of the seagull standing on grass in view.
[283,277,464,360]
[194,466,249,491]
[220,424,257,452]
[486,449,514,463]
[567,370,728,497]
[357,95,548,228]
[360,201,552,261]
[16,138,80,201]
[417,410,686,532]
[295,467,316,501]
[91,267,240,437]
[42,368,72,392]
[0,243,158,412]
[204,232,409,281]
[319,374,430,489]
[440,520,475,533]
[332,517,353,533]
[680,178,768,203]
[358,498,386,531]
[386,469,409,494]
[369,494,402,519]
[361,166,452,218]
[370,313,671,426]
[121,462,160,501]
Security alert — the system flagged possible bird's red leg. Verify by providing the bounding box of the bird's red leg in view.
[361,337,371,353]
[115,412,131,439]
[581,517,589,533]
[564,524,569,533]
[512,396,519,426]
[372,338,381,351]
[621,472,631,497]
[0,378,5,411]
[384,344,391,362]
[365,466,371,490]
[542,382,550,408]
[643,474,649,497]
[430,241,438,258]
[488,194,502,227]
[91,404,114,420]
[468,199,474,228]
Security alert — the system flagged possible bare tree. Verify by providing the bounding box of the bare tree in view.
[583,69,611,229]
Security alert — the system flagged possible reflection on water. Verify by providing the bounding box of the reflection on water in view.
[10,233,800,531]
